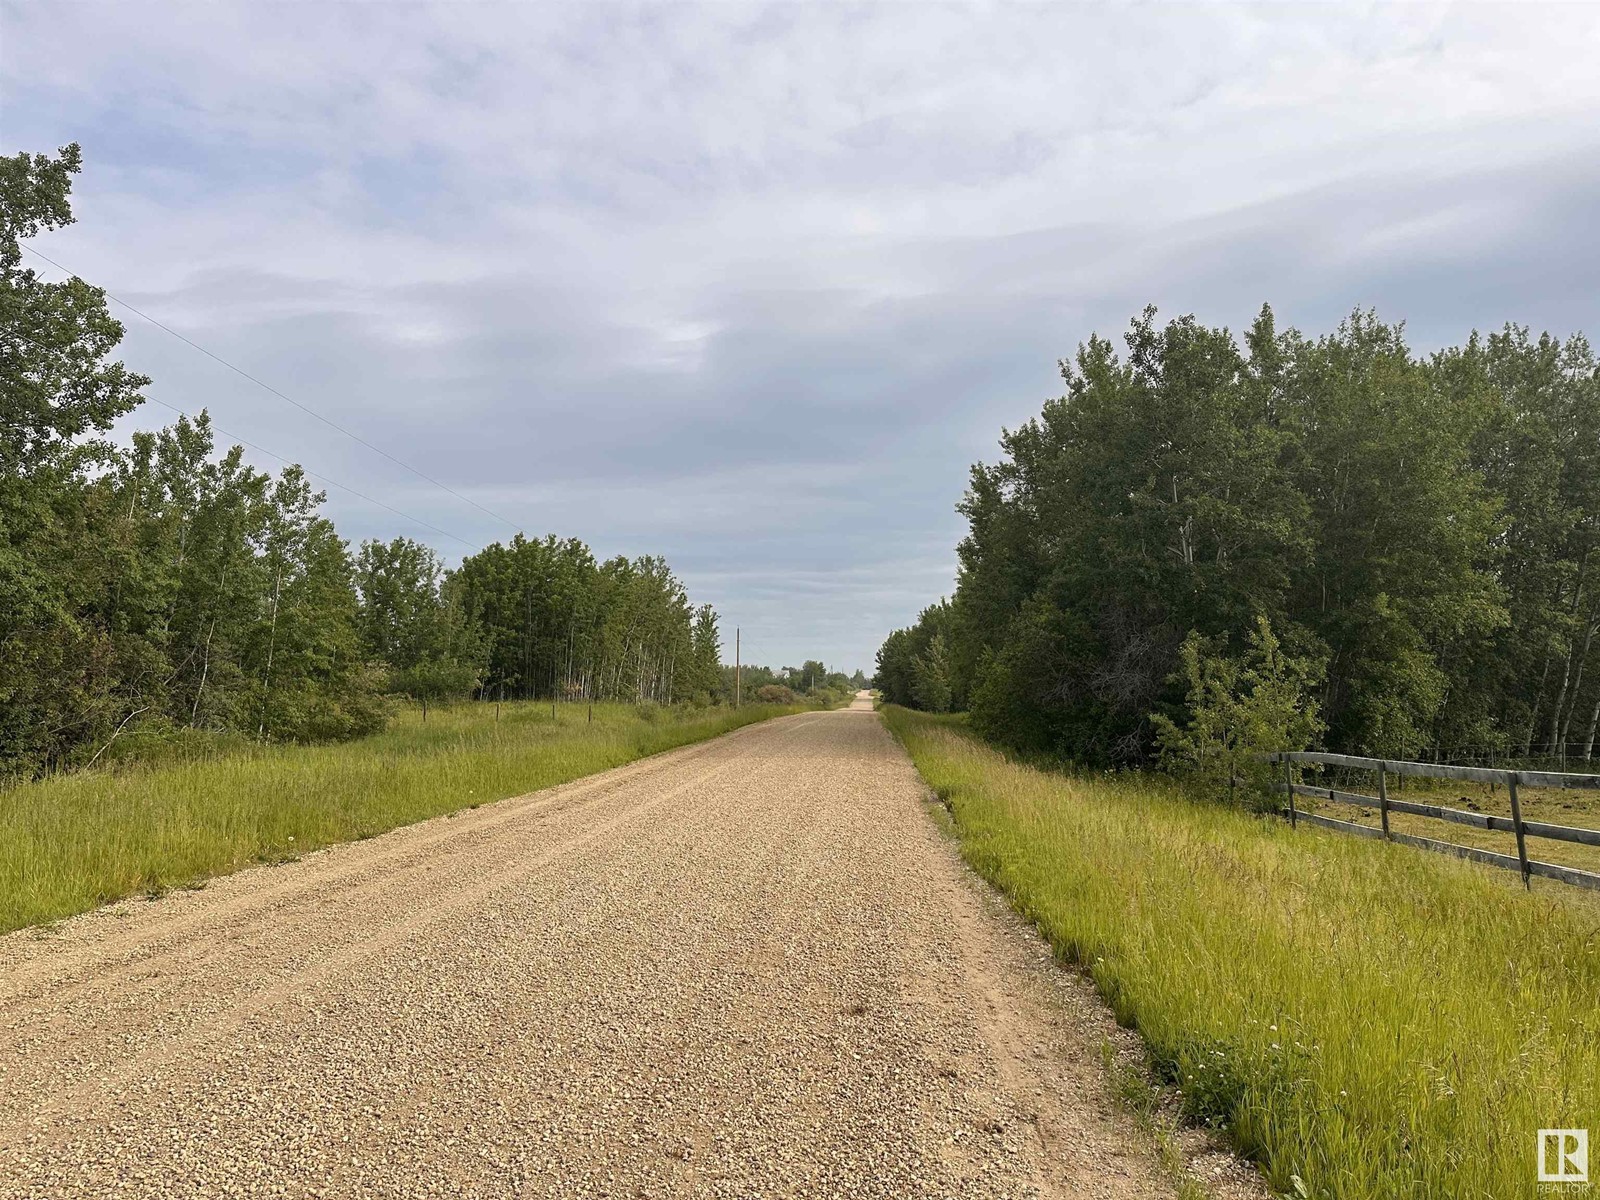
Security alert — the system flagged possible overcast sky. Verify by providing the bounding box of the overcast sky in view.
[5,2,1599,673]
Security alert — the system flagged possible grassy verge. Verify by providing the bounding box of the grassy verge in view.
[881,706,1600,1200]
[0,701,806,934]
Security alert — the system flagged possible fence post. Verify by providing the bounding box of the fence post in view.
[1284,757,1297,828]
[1507,772,1531,889]
[1378,763,1391,840]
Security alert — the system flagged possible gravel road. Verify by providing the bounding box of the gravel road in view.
[0,696,1188,1198]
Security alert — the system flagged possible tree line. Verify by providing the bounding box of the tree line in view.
[1,145,831,779]
[878,305,1600,777]
[724,661,865,706]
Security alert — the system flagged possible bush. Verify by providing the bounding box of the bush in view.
[1150,615,1324,802]
[912,633,953,713]
[754,684,796,704]
[386,656,482,706]
[89,719,255,772]
[884,705,1600,1200]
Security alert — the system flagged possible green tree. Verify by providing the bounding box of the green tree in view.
[688,604,721,703]
[875,601,956,711]
[0,142,730,776]
[108,414,273,732]
[356,537,446,668]
[1437,327,1600,756]
[874,629,916,707]
[951,308,1307,761]
[912,634,953,714]
[0,144,150,773]
[800,659,828,693]
[887,303,1596,770]
[356,536,486,707]
[1282,312,1504,756]
[249,469,384,742]
[1152,615,1325,800]
[450,539,712,705]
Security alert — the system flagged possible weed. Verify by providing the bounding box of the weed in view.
[0,701,803,933]
[882,706,1600,1199]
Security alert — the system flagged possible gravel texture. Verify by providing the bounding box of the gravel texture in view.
[0,696,1198,1198]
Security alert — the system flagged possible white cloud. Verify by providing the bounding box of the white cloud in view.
[5,0,1599,669]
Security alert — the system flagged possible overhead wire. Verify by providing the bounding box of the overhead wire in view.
[19,242,523,535]
[138,395,481,551]
[3,313,481,551]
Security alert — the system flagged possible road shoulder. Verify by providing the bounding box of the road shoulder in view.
[894,722,1271,1200]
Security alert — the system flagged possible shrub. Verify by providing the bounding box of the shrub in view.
[1151,615,1324,802]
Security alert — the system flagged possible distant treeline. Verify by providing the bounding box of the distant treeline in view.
[879,305,1600,772]
[443,535,720,707]
[727,662,865,707]
[0,146,840,778]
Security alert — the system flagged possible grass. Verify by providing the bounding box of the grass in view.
[0,700,807,934]
[1097,1038,1210,1200]
[881,706,1600,1200]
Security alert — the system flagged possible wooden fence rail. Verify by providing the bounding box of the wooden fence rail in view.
[1260,751,1600,893]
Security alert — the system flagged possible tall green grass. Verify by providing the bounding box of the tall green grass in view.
[882,707,1600,1199]
[0,701,803,934]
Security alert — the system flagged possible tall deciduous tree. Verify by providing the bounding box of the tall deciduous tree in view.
[883,305,1600,769]
[2,145,731,778]
[355,535,485,702]
[1,144,149,771]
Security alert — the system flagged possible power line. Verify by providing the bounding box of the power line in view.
[139,396,481,551]
[20,242,523,533]
[4,316,481,550]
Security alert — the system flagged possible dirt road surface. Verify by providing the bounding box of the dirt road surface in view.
[0,698,1189,1198]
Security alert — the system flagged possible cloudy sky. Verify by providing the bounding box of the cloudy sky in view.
[5,2,1599,672]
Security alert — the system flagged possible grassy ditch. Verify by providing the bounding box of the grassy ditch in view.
[882,706,1600,1200]
[0,701,806,934]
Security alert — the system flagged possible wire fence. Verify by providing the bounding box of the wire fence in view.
[1379,743,1598,772]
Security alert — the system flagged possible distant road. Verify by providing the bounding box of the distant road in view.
[0,704,1174,1198]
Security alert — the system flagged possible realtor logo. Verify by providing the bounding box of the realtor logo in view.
[1539,1130,1589,1184]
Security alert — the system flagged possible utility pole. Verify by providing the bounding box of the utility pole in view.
[735,627,741,708]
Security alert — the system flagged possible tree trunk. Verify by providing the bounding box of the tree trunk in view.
[1549,640,1576,753]
[190,617,217,726]
[1583,690,1600,761]
[257,567,282,739]
[1547,573,1590,752]
[1558,610,1599,750]
[1524,653,1554,755]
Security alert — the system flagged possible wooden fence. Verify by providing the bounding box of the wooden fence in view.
[1261,751,1600,892]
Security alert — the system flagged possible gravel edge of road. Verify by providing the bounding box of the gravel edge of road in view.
[903,766,1273,1200]
[2,706,811,947]
[1,701,1277,1198]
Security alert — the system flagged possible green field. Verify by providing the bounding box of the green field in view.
[0,701,806,934]
[882,706,1600,1200]
[1298,772,1600,877]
